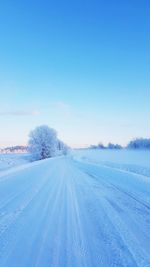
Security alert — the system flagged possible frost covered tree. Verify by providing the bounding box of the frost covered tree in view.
[127,138,150,150]
[58,140,69,155]
[28,125,58,160]
[107,143,122,149]
[90,143,105,149]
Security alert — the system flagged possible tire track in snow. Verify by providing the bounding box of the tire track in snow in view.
[65,164,94,267]
[69,162,139,267]
[0,163,60,266]
[74,162,150,266]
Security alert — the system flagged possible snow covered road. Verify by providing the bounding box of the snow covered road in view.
[0,156,150,267]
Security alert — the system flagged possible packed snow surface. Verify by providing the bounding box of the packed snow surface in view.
[0,150,150,266]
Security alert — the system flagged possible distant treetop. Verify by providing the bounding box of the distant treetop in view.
[127,138,150,150]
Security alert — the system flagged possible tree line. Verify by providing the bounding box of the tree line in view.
[89,138,150,150]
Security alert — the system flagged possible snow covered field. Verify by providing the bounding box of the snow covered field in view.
[74,149,150,177]
[0,150,150,266]
[0,153,30,172]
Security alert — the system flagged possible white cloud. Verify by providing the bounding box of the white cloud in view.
[0,110,40,116]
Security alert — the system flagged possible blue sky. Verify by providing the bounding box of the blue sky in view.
[0,0,150,147]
